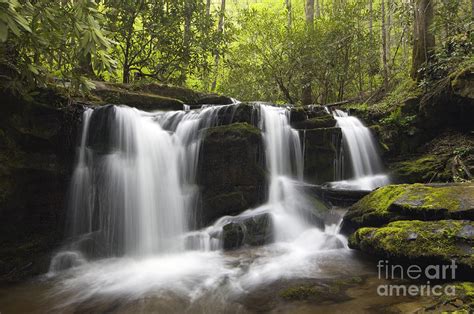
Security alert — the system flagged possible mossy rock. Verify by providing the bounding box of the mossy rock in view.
[202,121,262,139]
[289,105,330,126]
[93,88,184,111]
[198,123,266,226]
[280,285,319,301]
[343,183,474,231]
[302,127,342,185]
[390,155,452,183]
[292,115,336,129]
[349,220,474,271]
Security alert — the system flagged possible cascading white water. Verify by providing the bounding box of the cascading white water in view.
[48,103,351,310]
[331,109,390,190]
[58,104,239,261]
[258,105,309,241]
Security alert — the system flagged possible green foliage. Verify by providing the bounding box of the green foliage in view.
[0,0,116,97]
[103,0,228,86]
[0,0,472,103]
[218,2,381,104]
[0,0,32,42]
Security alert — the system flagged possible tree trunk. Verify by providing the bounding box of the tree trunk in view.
[301,0,314,105]
[211,0,226,91]
[381,0,389,90]
[285,0,292,30]
[206,0,211,16]
[180,0,193,85]
[79,53,96,79]
[305,0,315,27]
[411,0,435,80]
[368,0,374,91]
[387,0,392,62]
[315,0,320,18]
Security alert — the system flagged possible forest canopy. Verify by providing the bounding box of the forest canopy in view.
[0,0,472,104]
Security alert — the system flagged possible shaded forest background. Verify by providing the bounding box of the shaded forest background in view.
[0,0,472,105]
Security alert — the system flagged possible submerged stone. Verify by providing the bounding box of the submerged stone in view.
[222,213,272,250]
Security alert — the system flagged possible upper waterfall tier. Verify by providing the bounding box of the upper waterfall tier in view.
[331,109,390,191]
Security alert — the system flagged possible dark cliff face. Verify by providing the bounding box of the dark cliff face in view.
[0,90,83,281]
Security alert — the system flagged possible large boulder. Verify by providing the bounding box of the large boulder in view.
[93,87,184,111]
[91,81,233,110]
[342,183,474,232]
[289,105,330,126]
[302,127,342,185]
[292,115,336,129]
[198,123,266,226]
[388,130,474,184]
[349,220,474,272]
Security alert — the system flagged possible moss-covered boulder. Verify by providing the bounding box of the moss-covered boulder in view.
[222,213,272,250]
[388,130,474,184]
[349,220,474,271]
[292,115,336,129]
[129,82,234,106]
[343,183,474,232]
[302,127,342,185]
[198,123,266,226]
[390,155,451,183]
[93,87,184,111]
[91,81,233,111]
[289,105,331,126]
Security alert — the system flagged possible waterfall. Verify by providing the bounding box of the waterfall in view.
[259,105,309,241]
[48,103,350,308]
[199,105,342,245]
[62,104,238,258]
[331,109,390,190]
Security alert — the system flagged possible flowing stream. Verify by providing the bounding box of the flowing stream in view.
[330,109,390,190]
[8,104,379,312]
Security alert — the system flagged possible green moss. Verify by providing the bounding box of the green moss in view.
[458,282,474,298]
[391,155,449,183]
[353,184,408,214]
[293,115,336,129]
[350,220,473,266]
[280,285,319,300]
[204,122,261,137]
[345,183,473,229]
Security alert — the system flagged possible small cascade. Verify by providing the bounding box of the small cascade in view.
[193,105,344,247]
[331,109,390,190]
[59,104,239,261]
[259,105,308,241]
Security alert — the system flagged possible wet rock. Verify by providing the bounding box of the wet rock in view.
[342,183,474,232]
[0,90,80,281]
[349,220,474,272]
[289,105,329,126]
[198,123,266,226]
[302,127,342,185]
[222,213,272,250]
[292,115,336,129]
[86,104,116,154]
